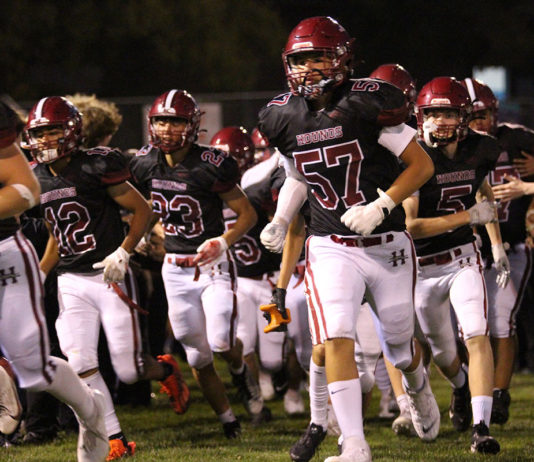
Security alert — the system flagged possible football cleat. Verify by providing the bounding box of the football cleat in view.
[284,389,305,415]
[449,379,472,432]
[106,438,136,461]
[392,406,416,437]
[157,354,190,414]
[470,421,500,454]
[324,436,372,462]
[77,389,108,462]
[289,422,326,462]
[250,406,272,427]
[222,419,241,439]
[0,358,22,435]
[405,374,440,441]
[491,388,511,425]
[230,364,264,416]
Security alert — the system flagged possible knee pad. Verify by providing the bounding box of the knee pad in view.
[64,348,98,375]
[430,342,458,370]
[384,341,413,371]
[208,333,232,354]
[185,345,213,370]
[9,353,54,391]
[358,370,375,394]
[259,356,284,374]
[113,360,139,385]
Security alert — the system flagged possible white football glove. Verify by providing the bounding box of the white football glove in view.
[92,246,130,283]
[341,188,395,236]
[492,243,511,289]
[260,217,288,253]
[467,200,497,225]
[194,236,228,267]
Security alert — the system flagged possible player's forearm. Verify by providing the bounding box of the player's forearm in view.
[388,142,434,205]
[121,205,152,253]
[40,236,60,275]
[272,176,308,225]
[406,211,470,240]
[277,214,306,289]
[222,203,257,247]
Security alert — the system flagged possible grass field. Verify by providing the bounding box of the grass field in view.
[3,359,534,462]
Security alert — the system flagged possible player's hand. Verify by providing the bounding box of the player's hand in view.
[467,200,497,225]
[93,246,130,283]
[492,174,527,202]
[492,243,511,289]
[194,236,228,267]
[341,188,395,236]
[260,217,288,253]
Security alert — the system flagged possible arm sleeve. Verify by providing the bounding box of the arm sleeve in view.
[378,124,417,157]
[273,156,308,224]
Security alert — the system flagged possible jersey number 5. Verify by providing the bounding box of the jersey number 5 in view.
[293,139,365,210]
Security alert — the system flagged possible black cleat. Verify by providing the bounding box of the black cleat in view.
[222,419,241,439]
[289,423,327,462]
[250,406,272,426]
[449,379,472,432]
[470,421,500,454]
[491,388,510,425]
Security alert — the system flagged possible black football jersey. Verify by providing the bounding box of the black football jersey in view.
[0,102,25,240]
[129,143,239,254]
[414,130,501,256]
[478,123,534,259]
[258,79,410,237]
[224,178,281,277]
[34,147,131,274]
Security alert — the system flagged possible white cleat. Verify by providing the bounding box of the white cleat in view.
[392,407,416,436]
[406,375,440,442]
[324,436,372,462]
[258,370,275,401]
[284,388,305,415]
[0,358,22,435]
[77,389,108,462]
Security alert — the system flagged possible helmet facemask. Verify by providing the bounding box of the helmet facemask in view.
[421,108,464,148]
[149,116,193,153]
[25,123,78,164]
[284,48,351,99]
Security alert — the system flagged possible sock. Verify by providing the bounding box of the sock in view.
[328,379,364,440]
[230,363,245,376]
[159,360,174,380]
[402,358,425,392]
[217,408,237,423]
[44,357,94,422]
[471,395,493,427]
[309,359,328,428]
[374,358,391,392]
[396,393,410,414]
[82,370,121,436]
[449,365,467,389]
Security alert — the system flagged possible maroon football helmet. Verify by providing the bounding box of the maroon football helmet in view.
[251,127,274,163]
[148,90,201,153]
[23,96,82,163]
[461,78,499,135]
[369,63,416,105]
[283,16,355,99]
[415,77,472,147]
[210,126,255,174]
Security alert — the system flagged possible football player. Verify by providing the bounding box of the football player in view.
[463,78,534,425]
[129,90,259,438]
[404,76,507,454]
[211,125,276,421]
[0,101,108,462]
[212,126,312,416]
[258,16,437,462]
[25,96,189,460]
